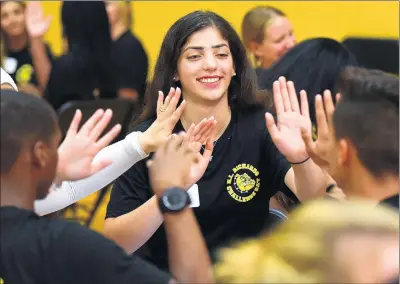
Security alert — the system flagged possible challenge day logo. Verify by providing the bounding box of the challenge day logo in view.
[226,163,260,202]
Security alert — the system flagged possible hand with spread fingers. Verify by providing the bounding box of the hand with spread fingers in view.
[183,117,217,153]
[182,130,215,188]
[265,77,312,163]
[301,90,338,170]
[25,2,52,38]
[56,109,122,184]
[146,133,200,196]
[139,87,217,154]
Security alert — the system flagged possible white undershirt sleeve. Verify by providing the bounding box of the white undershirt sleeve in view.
[1,67,18,90]
[34,131,149,216]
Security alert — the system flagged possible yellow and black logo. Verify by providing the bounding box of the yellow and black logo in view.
[16,64,34,85]
[226,163,260,202]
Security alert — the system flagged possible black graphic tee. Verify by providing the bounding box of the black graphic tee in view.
[3,44,53,87]
[106,109,297,271]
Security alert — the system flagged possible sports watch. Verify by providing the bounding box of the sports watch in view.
[158,187,191,213]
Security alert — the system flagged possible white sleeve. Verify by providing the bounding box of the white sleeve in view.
[34,131,149,216]
[1,67,18,90]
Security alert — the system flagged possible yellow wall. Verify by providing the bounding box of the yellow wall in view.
[41,1,398,232]
[43,1,399,81]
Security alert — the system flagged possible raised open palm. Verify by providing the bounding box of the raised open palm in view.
[140,87,216,153]
[139,87,186,153]
[146,133,215,192]
[150,117,216,189]
[265,77,312,163]
[185,138,214,188]
[146,134,198,195]
[56,109,121,183]
[301,90,338,170]
[26,2,51,38]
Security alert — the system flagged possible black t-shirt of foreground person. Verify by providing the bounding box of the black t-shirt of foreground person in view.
[105,10,328,272]
[107,110,298,268]
[0,90,212,284]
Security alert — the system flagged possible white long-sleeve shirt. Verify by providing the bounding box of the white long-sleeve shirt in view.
[1,67,18,90]
[34,132,148,216]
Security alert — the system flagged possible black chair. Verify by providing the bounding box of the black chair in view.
[57,99,138,226]
[342,37,399,74]
[58,98,138,142]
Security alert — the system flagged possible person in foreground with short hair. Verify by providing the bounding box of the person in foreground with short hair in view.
[0,72,216,216]
[301,66,399,209]
[0,90,214,284]
[34,87,216,216]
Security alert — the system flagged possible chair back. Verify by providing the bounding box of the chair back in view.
[58,99,138,142]
[343,37,399,74]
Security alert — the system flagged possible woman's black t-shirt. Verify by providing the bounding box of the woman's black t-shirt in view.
[3,43,53,87]
[112,30,148,101]
[106,109,296,270]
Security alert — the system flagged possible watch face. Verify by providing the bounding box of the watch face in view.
[162,190,187,211]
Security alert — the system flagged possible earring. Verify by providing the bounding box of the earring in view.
[173,76,178,81]
[233,72,236,77]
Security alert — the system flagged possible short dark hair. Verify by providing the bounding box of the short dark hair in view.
[258,38,358,123]
[333,66,399,177]
[1,90,58,173]
[135,10,267,126]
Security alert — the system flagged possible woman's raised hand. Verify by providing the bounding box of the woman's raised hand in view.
[265,77,312,163]
[139,87,216,154]
[26,2,51,38]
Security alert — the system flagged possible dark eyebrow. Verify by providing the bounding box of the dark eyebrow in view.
[183,43,229,52]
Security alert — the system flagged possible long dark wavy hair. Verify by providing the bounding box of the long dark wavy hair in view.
[61,1,116,95]
[134,10,270,126]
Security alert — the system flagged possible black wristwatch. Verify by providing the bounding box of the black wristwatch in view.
[158,187,190,214]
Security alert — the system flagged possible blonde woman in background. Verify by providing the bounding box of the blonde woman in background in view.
[0,1,52,95]
[242,6,296,70]
[105,1,149,103]
[215,199,399,284]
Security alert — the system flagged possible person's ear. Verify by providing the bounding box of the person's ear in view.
[335,92,342,104]
[337,138,350,168]
[232,61,236,77]
[32,141,49,169]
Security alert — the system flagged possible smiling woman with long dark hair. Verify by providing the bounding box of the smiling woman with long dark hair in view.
[104,10,329,271]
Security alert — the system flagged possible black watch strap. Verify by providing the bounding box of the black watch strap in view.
[158,187,190,214]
